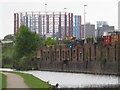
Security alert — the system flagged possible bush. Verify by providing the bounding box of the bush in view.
[2,43,14,68]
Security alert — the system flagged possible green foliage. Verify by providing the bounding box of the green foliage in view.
[14,25,40,58]
[18,56,30,70]
[2,43,14,68]
[39,37,45,46]
[14,72,51,89]
[45,37,57,46]
[0,73,2,89]
[3,34,14,41]
[0,73,7,89]
[2,44,13,60]
[13,25,41,70]
[18,54,38,70]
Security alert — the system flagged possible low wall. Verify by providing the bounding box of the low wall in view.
[36,43,119,75]
[36,60,118,75]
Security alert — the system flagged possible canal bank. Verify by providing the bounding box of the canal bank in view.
[38,69,119,76]
[36,60,118,76]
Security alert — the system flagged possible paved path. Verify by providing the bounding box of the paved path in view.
[3,72,29,88]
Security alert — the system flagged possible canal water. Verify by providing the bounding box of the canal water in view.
[0,68,119,88]
[23,71,119,88]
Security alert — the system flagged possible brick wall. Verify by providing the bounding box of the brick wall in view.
[36,43,118,75]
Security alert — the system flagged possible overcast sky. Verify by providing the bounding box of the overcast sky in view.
[0,0,119,39]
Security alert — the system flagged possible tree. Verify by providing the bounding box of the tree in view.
[1,35,14,68]
[44,37,57,46]
[13,25,41,70]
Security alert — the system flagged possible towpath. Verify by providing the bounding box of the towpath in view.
[3,72,29,88]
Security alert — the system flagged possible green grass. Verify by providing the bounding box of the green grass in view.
[0,72,7,89]
[2,73,7,89]
[0,73,2,89]
[13,72,51,89]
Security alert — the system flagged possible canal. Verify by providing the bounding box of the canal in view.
[23,70,119,88]
[0,68,119,88]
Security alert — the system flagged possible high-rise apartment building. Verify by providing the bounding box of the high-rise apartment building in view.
[14,12,82,40]
[97,21,108,28]
[97,25,114,37]
[81,23,95,38]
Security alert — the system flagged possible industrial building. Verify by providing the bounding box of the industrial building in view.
[14,12,82,40]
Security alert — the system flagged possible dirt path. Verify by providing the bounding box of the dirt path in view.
[3,72,29,88]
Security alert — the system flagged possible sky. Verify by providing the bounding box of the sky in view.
[0,0,119,39]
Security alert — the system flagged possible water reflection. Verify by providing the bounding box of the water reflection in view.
[23,70,119,88]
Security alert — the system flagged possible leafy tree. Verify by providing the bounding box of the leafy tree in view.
[13,25,41,70]
[44,37,57,46]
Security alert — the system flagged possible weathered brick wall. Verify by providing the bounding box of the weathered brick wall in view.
[36,43,118,75]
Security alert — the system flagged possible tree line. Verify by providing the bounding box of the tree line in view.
[2,25,57,70]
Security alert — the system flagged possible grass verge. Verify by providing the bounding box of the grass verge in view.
[13,72,51,89]
[0,73,7,89]
[2,73,7,88]
[0,73,2,89]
